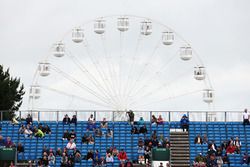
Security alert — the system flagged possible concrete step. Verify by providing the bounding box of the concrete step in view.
[170,132,188,135]
[171,156,190,160]
[171,160,190,164]
[171,153,190,157]
[171,140,189,144]
[171,164,189,167]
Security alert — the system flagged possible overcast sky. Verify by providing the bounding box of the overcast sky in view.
[0,0,250,111]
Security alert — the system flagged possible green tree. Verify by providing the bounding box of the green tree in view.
[0,65,25,120]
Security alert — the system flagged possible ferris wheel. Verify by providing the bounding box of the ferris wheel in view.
[29,15,214,112]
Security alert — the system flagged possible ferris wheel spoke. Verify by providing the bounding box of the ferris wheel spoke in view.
[39,85,114,109]
[127,51,179,98]
[65,51,119,107]
[50,65,117,107]
[130,89,202,108]
[82,39,121,108]
[129,66,194,104]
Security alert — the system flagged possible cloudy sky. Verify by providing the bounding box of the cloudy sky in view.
[0,0,250,112]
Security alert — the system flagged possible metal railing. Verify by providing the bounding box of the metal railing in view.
[0,110,245,122]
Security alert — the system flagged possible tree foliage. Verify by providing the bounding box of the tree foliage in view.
[0,65,25,120]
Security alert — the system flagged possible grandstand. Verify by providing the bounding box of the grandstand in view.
[0,110,249,166]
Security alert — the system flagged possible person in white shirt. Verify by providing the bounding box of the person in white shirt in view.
[24,127,33,138]
[66,139,76,150]
[106,153,114,162]
[243,109,249,126]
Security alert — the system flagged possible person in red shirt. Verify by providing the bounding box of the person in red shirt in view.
[118,149,127,163]
[226,144,235,154]
[157,115,164,125]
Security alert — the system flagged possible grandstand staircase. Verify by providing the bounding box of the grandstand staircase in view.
[170,131,190,167]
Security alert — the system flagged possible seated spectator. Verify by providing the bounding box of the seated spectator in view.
[216,146,223,157]
[226,143,235,154]
[74,151,81,163]
[63,114,71,124]
[180,114,189,132]
[233,136,241,153]
[42,156,49,166]
[106,147,112,155]
[151,130,158,140]
[144,146,151,164]
[61,153,68,166]
[94,150,101,164]
[151,115,157,125]
[49,148,55,156]
[227,137,234,146]
[69,130,76,141]
[217,156,223,167]
[63,147,68,156]
[222,154,230,165]
[144,137,151,147]
[87,115,96,131]
[162,137,170,149]
[152,138,159,147]
[17,143,24,153]
[138,138,144,147]
[157,115,164,125]
[195,134,203,144]
[106,128,113,138]
[42,125,51,134]
[34,128,45,138]
[86,150,94,160]
[118,149,127,163]
[19,124,25,134]
[193,153,206,166]
[221,140,228,151]
[99,157,106,166]
[66,139,76,150]
[62,130,70,140]
[56,148,62,156]
[206,153,217,167]
[48,152,55,166]
[207,144,216,156]
[82,134,88,144]
[139,125,147,134]
[242,153,249,165]
[112,147,119,157]
[42,145,49,155]
[127,110,135,125]
[131,126,139,134]
[106,153,114,162]
[158,134,164,146]
[100,118,108,128]
[202,134,208,144]
[5,137,14,148]
[137,117,145,127]
[88,135,95,144]
[71,115,77,125]
[26,114,33,125]
[95,128,102,137]
[24,126,33,138]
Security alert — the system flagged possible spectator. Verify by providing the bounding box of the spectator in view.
[106,153,114,162]
[100,118,108,128]
[207,144,216,156]
[88,114,95,123]
[217,156,223,167]
[112,147,119,157]
[71,115,77,125]
[17,143,24,153]
[86,150,94,160]
[193,153,206,166]
[151,130,158,140]
[99,157,106,166]
[19,124,25,134]
[151,115,157,125]
[137,117,144,127]
[34,128,44,138]
[202,134,208,144]
[152,138,159,147]
[69,129,76,141]
[63,147,68,156]
[216,146,223,156]
[62,130,70,140]
[226,143,235,154]
[95,128,102,137]
[24,126,33,138]
[61,152,68,166]
[233,136,241,153]
[241,153,249,165]
[66,139,76,150]
[48,152,55,166]
[94,150,101,164]
[106,128,113,138]
[63,114,71,124]
[157,115,164,125]
[180,114,189,132]
[195,134,203,144]
[222,154,230,165]
[221,140,228,151]
[74,151,81,163]
[162,137,170,149]
[139,125,147,134]
[131,126,139,134]
[88,134,95,144]
[42,156,49,166]
[118,149,127,163]
[144,146,151,164]
[127,110,135,125]
[82,134,88,144]
[206,153,217,167]
[243,108,249,126]
[125,159,133,166]
[56,148,62,156]
[42,125,51,134]
[227,137,234,146]
[138,155,145,165]
[26,114,33,125]
[5,137,14,148]
[159,162,164,167]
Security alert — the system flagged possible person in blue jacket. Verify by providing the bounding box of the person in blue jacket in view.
[180,114,189,132]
